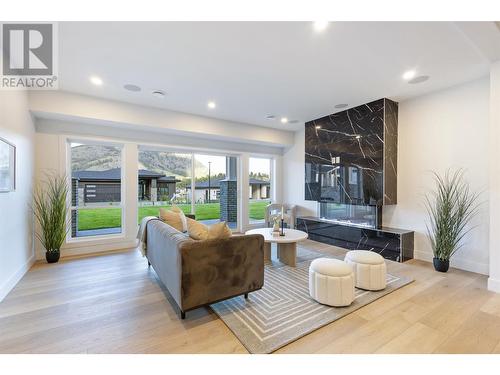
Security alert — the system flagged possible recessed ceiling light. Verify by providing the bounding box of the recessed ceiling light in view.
[313,21,329,32]
[124,84,141,92]
[315,125,322,130]
[402,70,416,81]
[408,75,430,84]
[266,115,276,120]
[280,117,288,124]
[334,104,348,109]
[90,76,103,86]
[152,90,166,99]
[207,101,216,109]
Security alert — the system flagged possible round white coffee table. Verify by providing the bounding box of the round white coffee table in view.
[245,228,308,267]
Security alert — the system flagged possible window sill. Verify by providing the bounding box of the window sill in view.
[65,233,127,247]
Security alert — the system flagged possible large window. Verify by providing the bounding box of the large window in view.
[137,149,238,229]
[193,154,237,229]
[137,150,192,222]
[69,141,123,238]
[248,157,272,224]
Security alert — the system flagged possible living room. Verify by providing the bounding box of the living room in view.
[2,0,500,372]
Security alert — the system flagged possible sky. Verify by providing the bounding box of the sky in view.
[196,154,271,175]
[249,157,271,175]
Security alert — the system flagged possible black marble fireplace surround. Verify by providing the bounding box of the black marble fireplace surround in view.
[305,98,398,205]
[297,217,414,262]
[302,98,414,262]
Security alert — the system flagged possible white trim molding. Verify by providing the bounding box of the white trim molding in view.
[489,61,500,292]
[414,250,489,276]
[0,254,35,302]
[488,278,500,293]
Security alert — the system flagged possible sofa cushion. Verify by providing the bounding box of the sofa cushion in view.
[187,218,208,240]
[208,221,232,239]
[170,205,188,231]
[159,207,187,232]
[187,218,232,240]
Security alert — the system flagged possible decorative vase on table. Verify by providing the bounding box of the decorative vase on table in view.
[424,169,480,273]
[272,216,280,231]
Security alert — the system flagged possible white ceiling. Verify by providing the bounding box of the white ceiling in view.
[58,21,500,131]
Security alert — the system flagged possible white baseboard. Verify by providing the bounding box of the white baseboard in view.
[414,250,489,275]
[0,253,36,302]
[59,240,137,258]
[488,278,500,293]
[35,239,138,260]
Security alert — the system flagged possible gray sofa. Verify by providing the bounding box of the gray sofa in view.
[146,219,265,319]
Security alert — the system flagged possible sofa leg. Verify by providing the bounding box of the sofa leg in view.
[244,293,249,299]
[180,311,186,319]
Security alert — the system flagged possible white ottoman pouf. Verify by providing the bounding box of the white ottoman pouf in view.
[309,258,355,307]
[344,250,387,291]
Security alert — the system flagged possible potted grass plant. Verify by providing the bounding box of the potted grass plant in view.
[33,173,71,263]
[424,169,480,272]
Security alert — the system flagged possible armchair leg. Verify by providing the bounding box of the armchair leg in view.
[244,293,249,299]
[180,311,186,319]
[147,261,151,267]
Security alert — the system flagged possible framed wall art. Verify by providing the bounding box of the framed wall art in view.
[0,137,16,193]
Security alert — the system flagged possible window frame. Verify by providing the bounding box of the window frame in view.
[247,155,275,226]
[66,138,126,243]
[137,147,241,231]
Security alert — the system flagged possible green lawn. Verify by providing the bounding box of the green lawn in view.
[249,201,269,221]
[77,200,270,231]
[77,207,122,231]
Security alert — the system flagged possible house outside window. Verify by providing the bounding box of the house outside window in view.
[69,141,124,238]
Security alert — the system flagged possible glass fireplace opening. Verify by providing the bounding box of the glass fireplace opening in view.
[319,202,381,229]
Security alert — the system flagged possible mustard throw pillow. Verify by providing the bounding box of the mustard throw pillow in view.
[187,218,209,240]
[208,221,232,240]
[187,218,232,240]
[170,205,182,213]
[170,205,187,231]
[159,207,187,232]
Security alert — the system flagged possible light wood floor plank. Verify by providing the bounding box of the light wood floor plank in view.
[375,322,447,354]
[0,243,495,354]
[433,311,500,354]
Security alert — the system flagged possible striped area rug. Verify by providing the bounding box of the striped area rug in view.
[210,249,413,354]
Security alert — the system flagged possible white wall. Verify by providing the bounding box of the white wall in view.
[0,91,36,301]
[489,61,500,291]
[282,129,318,217]
[384,78,490,274]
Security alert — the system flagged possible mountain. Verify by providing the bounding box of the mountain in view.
[71,145,206,178]
[71,145,121,171]
[138,151,206,178]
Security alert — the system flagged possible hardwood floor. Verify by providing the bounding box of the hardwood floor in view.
[0,239,499,354]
